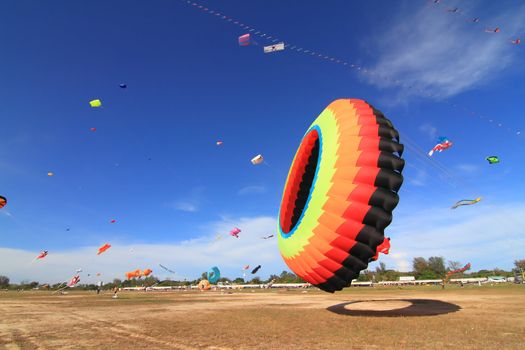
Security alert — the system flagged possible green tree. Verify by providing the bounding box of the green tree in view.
[418,270,438,280]
[428,256,446,277]
[412,257,428,277]
[447,260,462,271]
[0,275,9,288]
[251,277,261,284]
[232,277,244,284]
[514,259,525,272]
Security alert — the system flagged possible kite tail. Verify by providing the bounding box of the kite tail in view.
[428,150,434,156]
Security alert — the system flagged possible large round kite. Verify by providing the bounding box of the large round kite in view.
[277,99,404,293]
[207,266,221,284]
[198,279,211,291]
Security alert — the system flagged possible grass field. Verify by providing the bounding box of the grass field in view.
[1,284,524,349]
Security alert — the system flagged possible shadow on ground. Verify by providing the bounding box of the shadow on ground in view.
[327,299,461,317]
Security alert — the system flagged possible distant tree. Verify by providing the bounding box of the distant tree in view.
[383,270,401,282]
[357,270,373,282]
[201,272,207,280]
[428,256,446,277]
[143,276,159,287]
[250,277,261,284]
[418,270,438,280]
[412,257,428,277]
[29,281,39,289]
[232,277,244,284]
[0,275,9,288]
[447,260,462,271]
[492,268,506,276]
[514,259,525,272]
[109,278,122,289]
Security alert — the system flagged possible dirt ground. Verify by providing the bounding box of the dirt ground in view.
[1,284,524,350]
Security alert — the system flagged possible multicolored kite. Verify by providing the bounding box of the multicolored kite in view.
[0,195,6,209]
[277,99,404,293]
[238,34,250,46]
[451,198,481,209]
[67,275,80,287]
[428,137,452,156]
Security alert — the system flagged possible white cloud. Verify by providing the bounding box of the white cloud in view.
[170,186,205,213]
[0,216,287,284]
[455,163,478,173]
[364,3,524,98]
[173,201,198,212]
[4,204,524,284]
[408,168,428,187]
[419,123,438,140]
[380,202,525,272]
[237,185,266,195]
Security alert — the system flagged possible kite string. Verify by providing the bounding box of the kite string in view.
[176,0,522,137]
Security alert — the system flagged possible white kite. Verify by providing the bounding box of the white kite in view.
[264,42,285,53]
[251,154,264,165]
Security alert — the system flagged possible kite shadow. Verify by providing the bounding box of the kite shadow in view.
[326,299,460,317]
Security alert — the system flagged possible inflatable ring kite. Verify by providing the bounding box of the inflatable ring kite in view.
[207,266,221,284]
[277,99,404,293]
[198,279,211,291]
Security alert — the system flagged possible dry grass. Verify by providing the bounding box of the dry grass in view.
[1,284,524,349]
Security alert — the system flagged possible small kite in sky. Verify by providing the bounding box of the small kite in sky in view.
[251,154,264,165]
[110,219,117,224]
[238,34,250,46]
[89,99,102,108]
[159,264,176,274]
[67,275,81,287]
[90,127,97,132]
[251,265,261,274]
[428,137,452,156]
[451,198,481,209]
[469,18,480,23]
[511,38,521,45]
[243,265,250,270]
[0,195,6,209]
[230,227,241,238]
[446,263,471,278]
[119,83,127,88]
[261,235,274,240]
[485,27,500,33]
[97,243,111,255]
[36,250,48,260]
[263,42,284,53]
[216,141,223,146]
[486,156,500,164]
[446,7,460,13]
[47,172,54,177]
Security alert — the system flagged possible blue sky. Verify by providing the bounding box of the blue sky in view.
[1,0,524,283]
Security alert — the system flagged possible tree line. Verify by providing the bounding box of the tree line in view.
[1,259,523,290]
